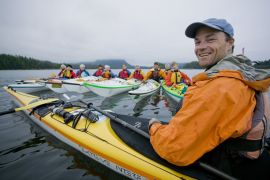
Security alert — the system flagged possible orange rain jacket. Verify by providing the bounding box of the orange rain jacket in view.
[149,55,270,166]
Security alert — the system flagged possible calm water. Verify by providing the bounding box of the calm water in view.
[0,69,201,180]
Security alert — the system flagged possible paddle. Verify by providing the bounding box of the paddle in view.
[45,81,83,86]
[0,98,59,116]
[15,79,47,83]
[86,102,150,139]
[45,77,99,86]
[78,100,237,180]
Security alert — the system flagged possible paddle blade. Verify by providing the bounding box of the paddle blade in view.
[15,98,59,111]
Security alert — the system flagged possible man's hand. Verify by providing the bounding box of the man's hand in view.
[148,118,161,131]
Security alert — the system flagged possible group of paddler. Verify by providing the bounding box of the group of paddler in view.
[54,61,192,87]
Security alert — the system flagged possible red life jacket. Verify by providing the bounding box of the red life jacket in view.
[133,70,143,80]
[76,70,83,77]
[64,70,76,79]
[94,70,103,76]
[119,70,129,79]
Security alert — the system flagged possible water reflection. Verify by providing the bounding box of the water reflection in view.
[99,93,128,110]
[132,95,152,117]
[162,92,182,116]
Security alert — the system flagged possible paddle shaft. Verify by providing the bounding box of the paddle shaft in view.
[0,98,59,116]
[86,102,150,139]
[45,81,83,86]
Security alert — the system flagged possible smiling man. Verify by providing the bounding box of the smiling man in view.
[149,18,270,179]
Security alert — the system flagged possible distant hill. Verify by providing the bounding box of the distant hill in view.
[0,54,61,70]
[1,54,268,70]
[253,59,270,69]
[78,59,134,69]
[0,54,150,70]
[183,61,203,69]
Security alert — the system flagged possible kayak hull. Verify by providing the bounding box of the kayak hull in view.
[8,83,48,93]
[46,83,68,93]
[128,79,160,96]
[62,77,98,93]
[161,82,188,102]
[83,78,141,97]
[46,79,68,93]
[3,87,195,180]
[63,84,90,93]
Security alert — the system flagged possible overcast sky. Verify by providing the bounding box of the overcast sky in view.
[0,0,269,66]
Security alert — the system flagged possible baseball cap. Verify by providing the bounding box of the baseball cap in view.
[185,18,234,38]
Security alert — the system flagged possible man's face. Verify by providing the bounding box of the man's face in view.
[122,65,127,70]
[154,64,159,69]
[194,27,234,68]
[98,66,103,70]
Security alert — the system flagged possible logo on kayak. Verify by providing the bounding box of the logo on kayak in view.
[134,122,141,128]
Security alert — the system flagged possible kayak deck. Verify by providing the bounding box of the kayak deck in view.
[162,82,188,102]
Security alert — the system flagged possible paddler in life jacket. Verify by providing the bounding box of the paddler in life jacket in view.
[76,64,90,78]
[57,64,66,78]
[143,62,166,83]
[102,65,116,79]
[93,64,104,77]
[128,65,145,80]
[165,63,192,86]
[149,18,270,180]
[164,63,172,77]
[63,64,76,79]
[118,64,131,80]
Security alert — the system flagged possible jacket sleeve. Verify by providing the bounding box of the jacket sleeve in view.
[149,77,256,166]
[143,70,152,81]
[141,71,145,80]
[165,73,172,86]
[180,72,192,85]
[128,72,134,80]
[160,69,167,80]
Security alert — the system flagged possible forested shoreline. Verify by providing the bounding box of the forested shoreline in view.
[0,54,269,70]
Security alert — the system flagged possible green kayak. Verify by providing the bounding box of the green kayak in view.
[161,81,188,102]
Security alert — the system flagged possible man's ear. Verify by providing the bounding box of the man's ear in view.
[228,38,235,45]
[227,38,235,53]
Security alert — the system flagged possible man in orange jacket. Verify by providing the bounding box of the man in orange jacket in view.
[149,18,270,179]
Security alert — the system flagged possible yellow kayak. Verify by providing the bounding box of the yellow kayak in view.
[4,87,215,180]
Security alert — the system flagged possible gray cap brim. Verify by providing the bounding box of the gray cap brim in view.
[185,22,223,38]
